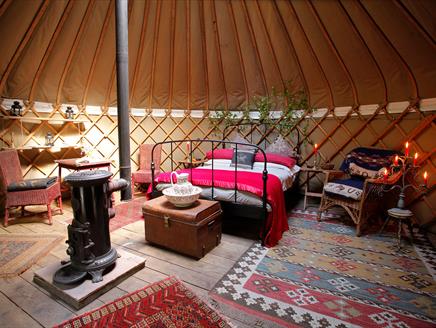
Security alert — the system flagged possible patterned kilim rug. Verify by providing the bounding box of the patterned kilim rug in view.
[0,233,63,278]
[54,276,231,328]
[210,210,436,328]
[110,196,144,232]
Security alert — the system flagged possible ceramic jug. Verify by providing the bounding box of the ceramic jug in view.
[170,172,193,195]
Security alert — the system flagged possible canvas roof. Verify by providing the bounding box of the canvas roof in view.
[1,0,435,110]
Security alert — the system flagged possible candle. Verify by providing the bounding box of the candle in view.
[424,171,428,186]
[413,153,418,166]
[405,141,409,157]
[314,143,318,154]
[186,141,191,153]
[394,155,399,166]
[383,168,388,181]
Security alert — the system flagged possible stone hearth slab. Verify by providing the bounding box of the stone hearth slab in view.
[33,248,145,309]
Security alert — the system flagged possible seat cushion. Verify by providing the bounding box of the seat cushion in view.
[7,177,57,191]
[323,178,364,200]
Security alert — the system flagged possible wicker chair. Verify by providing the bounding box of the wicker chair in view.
[131,144,162,193]
[317,147,400,236]
[0,149,63,226]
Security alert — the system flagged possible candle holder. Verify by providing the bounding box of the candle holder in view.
[313,152,319,169]
[383,154,428,209]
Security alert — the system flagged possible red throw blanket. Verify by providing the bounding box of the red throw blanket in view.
[148,169,288,247]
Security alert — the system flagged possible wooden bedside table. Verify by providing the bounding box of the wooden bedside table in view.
[179,158,208,168]
[301,166,326,210]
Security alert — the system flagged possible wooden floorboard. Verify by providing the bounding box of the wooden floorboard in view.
[0,196,312,327]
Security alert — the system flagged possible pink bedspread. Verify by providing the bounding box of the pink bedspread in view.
[148,169,288,247]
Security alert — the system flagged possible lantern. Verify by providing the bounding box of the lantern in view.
[10,101,22,116]
[65,106,74,119]
[45,132,54,146]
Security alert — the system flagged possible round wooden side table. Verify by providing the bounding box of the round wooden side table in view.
[379,207,414,249]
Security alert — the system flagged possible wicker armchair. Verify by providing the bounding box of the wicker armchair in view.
[0,149,63,226]
[131,144,162,193]
[317,147,400,236]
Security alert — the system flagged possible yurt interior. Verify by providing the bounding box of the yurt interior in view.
[0,0,435,327]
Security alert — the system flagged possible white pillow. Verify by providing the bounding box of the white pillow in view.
[231,133,255,150]
[265,135,295,158]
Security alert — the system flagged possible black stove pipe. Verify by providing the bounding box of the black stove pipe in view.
[115,0,131,201]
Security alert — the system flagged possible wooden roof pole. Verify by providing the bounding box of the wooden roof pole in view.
[0,0,50,95]
[29,0,74,102]
[0,0,12,17]
[115,0,131,200]
[227,0,249,106]
[55,0,95,105]
[168,0,176,111]
[186,0,191,111]
[357,1,418,100]
[82,1,114,106]
[129,0,150,106]
[199,1,210,111]
[287,0,334,108]
[272,1,310,105]
[210,0,228,110]
[147,0,162,111]
[240,0,268,97]
[307,1,359,107]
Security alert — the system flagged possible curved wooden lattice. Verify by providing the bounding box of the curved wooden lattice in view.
[0,98,434,224]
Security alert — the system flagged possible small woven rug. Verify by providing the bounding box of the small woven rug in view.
[54,276,232,328]
[210,209,436,328]
[110,196,145,232]
[0,233,63,278]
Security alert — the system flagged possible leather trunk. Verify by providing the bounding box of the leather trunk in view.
[142,196,222,259]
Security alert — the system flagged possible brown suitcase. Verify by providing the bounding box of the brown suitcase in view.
[142,196,222,259]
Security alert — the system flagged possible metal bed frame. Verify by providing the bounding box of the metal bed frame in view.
[149,123,301,243]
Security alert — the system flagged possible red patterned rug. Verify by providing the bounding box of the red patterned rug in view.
[210,209,436,328]
[110,196,144,232]
[54,277,231,328]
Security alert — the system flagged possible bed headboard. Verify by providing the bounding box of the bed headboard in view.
[222,121,301,157]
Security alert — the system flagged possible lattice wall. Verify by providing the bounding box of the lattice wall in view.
[0,99,434,224]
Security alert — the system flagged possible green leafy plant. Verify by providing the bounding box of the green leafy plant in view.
[208,83,311,139]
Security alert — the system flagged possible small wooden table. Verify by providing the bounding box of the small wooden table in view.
[179,158,208,168]
[55,158,112,190]
[301,166,326,210]
[379,207,414,249]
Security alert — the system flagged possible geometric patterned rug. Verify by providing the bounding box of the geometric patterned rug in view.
[209,210,436,328]
[0,233,63,278]
[54,276,232,328]
[110,196,145,232]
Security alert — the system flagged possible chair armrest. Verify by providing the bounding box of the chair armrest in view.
[366,170,402,185]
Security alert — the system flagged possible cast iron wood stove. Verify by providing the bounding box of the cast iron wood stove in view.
[54,170,127,284]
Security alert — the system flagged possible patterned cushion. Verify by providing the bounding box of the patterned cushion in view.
[340,147,399,178]
[324,178,365,200]
[230,149,256,169]
[7,177,57,191]
[348,163,385,179]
